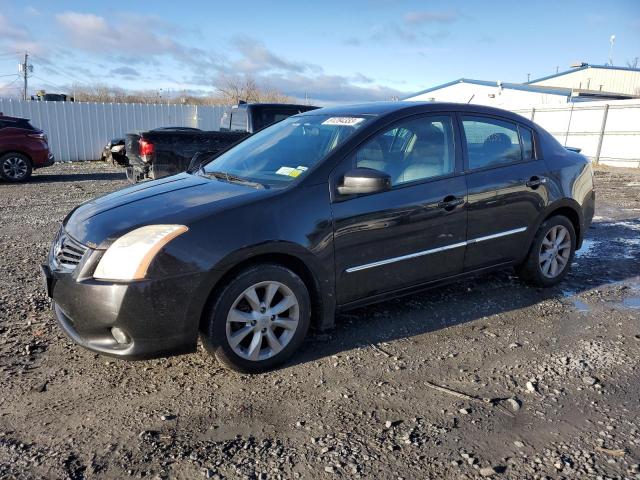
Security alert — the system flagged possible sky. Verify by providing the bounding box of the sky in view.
[0,0,639,105]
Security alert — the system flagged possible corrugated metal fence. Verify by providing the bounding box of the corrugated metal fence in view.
[0,99,229,162]
[1,98,639,167]
[510,99,640,168]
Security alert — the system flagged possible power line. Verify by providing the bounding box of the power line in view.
[1,76,21,91]
[28,53,89,85]
[31,74,65,90]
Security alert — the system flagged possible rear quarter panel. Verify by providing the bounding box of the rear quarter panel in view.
[0,127,49,166]
[535,128,595,248]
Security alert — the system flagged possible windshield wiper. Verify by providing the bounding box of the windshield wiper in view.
[203,170,267,189]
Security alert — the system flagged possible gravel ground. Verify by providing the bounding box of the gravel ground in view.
[1,162,639,480]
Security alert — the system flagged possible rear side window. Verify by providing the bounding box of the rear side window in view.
[519,125,535,160]
[230,110,248,131]
[462,116,522,169]
[254,109,297,131]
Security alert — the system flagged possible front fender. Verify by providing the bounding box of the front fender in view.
[186,240,337,333]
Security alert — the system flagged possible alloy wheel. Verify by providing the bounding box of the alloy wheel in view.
[2,156,29,180]
[225,281,300,361]
[539,225,571,278]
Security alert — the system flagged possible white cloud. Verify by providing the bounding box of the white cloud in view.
[0,14,28,40]
[48,11,409,103]
[404,11,458,26]
[24,6,40,16]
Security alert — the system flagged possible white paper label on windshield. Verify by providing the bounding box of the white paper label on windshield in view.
[276,167,295,176]
[321,117,365,126]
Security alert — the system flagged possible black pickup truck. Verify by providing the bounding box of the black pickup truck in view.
[125,103,317,182]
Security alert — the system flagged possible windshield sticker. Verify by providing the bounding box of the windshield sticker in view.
[321,117,365,127]
[276,166,307,178]
[276,167,295,176]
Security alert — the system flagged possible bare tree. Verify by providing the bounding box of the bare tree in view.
[626,57,639,69]
[216,75,292,104]
[46,78,293,105]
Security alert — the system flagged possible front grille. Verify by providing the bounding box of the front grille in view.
[53,230,88,270]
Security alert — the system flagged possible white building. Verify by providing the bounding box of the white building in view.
[405,79,571,107]
[404,65,639,108]
[529,64,640,97]
[402,65,640,168]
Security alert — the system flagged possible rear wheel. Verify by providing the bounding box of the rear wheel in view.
[202,264,311,373]
[516,215,576,287]
[0,153,32,182]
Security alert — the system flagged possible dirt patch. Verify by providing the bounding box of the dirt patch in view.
[1,163,639,478]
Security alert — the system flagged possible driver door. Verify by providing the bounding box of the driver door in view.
[331,114,468,305]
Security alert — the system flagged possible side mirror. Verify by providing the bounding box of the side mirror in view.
[337,168,391,196]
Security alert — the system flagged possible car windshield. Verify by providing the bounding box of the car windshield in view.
[203,114,371,186]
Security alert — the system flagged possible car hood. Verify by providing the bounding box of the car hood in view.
[64,173,272,248]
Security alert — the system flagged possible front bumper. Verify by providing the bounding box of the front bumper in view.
[43,262,204,360]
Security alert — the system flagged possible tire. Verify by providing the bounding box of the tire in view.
[0,153,32,182]
[516,215,576,287]
[202,264,311,373]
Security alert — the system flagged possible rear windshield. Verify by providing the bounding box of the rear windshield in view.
[204,114,371,186]
[0,119,35,130]
[253,108,300,131]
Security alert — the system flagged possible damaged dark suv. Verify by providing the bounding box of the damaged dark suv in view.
[42,102,595,373]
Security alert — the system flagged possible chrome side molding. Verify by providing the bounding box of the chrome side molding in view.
[345,227,527,273]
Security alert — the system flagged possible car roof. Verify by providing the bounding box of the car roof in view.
[234,103,316,110]
[298,101,532,124]
[0,115,28,122]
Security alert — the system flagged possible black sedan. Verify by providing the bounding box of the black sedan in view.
[43,102,595,372]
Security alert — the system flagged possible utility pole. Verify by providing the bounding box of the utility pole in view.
[527,73,531,82]
[18,52,33,101]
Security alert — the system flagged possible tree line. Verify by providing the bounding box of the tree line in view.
[61,76,295,105]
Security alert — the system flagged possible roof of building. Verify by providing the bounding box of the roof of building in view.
[404,78,574,100]
[527,64,640,84]
[405,76,638,101]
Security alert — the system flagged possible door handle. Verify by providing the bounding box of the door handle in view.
[525,176,547,189]
[437,195,464,211]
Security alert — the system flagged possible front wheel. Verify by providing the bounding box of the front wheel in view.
[202,264,311,373]
[516,215,576,287]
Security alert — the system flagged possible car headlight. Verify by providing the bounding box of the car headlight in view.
[94,225,188,281]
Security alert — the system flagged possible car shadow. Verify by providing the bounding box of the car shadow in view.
[30,172,127,183]
[290,218,640,367]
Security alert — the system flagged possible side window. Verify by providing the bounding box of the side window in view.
[462,116,523,169]
[519,125,535,160]
[219,112,231,131]
[230,110,248,131]
[355,116,455,186]
[256,110,294,131]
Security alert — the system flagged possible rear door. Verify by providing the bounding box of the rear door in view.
[460,115,549,271]
[331,113,468,304]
